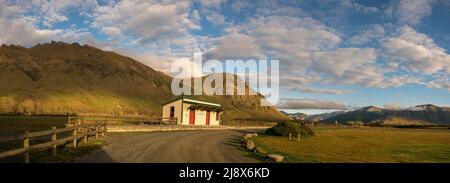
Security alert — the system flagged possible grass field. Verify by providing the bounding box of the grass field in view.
[0,115,143,138]
[252,127,450,163]
[0,115,69,138]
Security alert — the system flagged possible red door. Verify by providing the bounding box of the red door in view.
[206,111,210,125]
[189,109,195,125]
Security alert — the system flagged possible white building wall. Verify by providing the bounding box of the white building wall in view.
[162,100,182,124]
[164,99,222,126]
[209,111,221,126]
[195,110,207,125]
[181,103,191,125]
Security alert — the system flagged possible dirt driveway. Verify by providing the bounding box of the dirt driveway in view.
[79,130,260,163]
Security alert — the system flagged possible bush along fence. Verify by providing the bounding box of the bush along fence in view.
[0,119,107,163]
[221,119,278,126]
[68,115,177,125]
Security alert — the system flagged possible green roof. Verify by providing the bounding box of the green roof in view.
[187,104,223,111]
[161,95,221,106]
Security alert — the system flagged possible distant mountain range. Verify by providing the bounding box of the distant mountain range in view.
[280,110,343,121]
[322,104,450,125]
[282,104,450,125]
[0,42,287,121]
[306,111,345,121]
[280,111,308,120]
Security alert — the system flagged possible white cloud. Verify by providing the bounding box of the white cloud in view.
[0,17,91,47]
[312,48,377,76]
[231,0,252,12]
[381,26,450,75]
[195,0,225,9]
[278,98,347,110]
[191,10,201,25]
[284,85,350,95]
[280,75,350,95]
[217,15,431,93]
[0,0,95,46]
[384,103,404,110]
[393,0,436,26]
[101,26,123,37]
[1,0,449,95]
[203,33,264,60]
[0,0,25,18]
[340,0,379,14]
[115,49,186,75]
[203,9,226,26]
[15,0,98,27]
[92,0,199,46]
[307,47,413,88]
[243,16,341,73]
[349,24,385,45]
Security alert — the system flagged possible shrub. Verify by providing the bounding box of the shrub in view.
[265,122,314,136]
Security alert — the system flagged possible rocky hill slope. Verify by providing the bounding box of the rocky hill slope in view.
[0,42,287,121]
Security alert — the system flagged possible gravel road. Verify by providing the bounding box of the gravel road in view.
[79,130,259,163]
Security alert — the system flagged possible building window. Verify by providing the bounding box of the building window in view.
[216,112,220,121]
[170,106,175,118]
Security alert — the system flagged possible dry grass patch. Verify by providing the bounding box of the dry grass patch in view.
[252,127,450,163]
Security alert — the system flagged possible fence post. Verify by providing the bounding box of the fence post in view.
[95,124,99,140]
[103,122,107,137]
[73,125,78,149]
[297,133,300,142]
[289,133,292,141]
[83,126,88,143]
[23,131,29,163]
[99,123,104,137]
[52,127,57,156]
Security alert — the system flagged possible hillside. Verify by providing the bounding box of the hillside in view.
[0,42,287,121]
[304,111,343,121]
[380,104,450,125]
[322,106,391,123]
[321,104,450,125]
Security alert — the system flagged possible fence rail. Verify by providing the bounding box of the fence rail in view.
[221,120,277,126]
[141,117,177,125]
[67,115,177,125]
[0,121,106,163]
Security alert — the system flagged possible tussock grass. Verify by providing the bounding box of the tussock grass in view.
[252,127,450,163]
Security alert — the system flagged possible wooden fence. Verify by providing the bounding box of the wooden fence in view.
[221,120,277,126]
[68,115,177,125]
[141,117,177,125]
[0,120,107,163]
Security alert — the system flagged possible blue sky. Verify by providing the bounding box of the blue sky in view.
[0,0,449,114]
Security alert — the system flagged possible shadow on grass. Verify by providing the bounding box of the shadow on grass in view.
[0,138,111,163]
[221,132,272,163]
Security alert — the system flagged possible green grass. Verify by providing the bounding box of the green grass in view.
[0,115,69,138]
[251,127,450,163]
[0,115,144,138]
